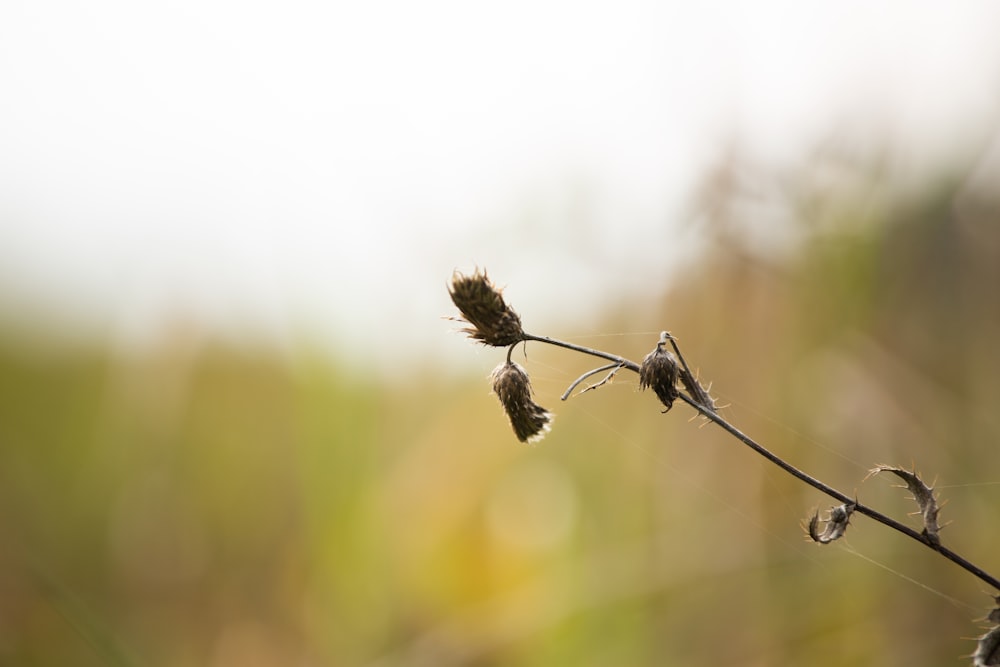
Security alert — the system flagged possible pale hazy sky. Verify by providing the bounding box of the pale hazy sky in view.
[2,1,999,370]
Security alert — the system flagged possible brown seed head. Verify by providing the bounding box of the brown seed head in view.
[448,269,525,346]
[490,361,553,443]
[639,331,680,412]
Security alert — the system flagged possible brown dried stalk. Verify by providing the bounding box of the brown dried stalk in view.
[447,269,1000,658]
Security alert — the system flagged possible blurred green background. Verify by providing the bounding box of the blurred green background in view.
[2,149,999,666]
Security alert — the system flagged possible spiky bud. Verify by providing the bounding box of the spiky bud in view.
[639,331,680,412]
[448,269,525,346]
[490,361,553,443]
[806,502,856,544]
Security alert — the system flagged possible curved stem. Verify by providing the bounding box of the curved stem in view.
[521,331,1000,592]
[560,363,623,400]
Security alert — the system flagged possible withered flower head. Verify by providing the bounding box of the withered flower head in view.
[639,331,680,412]
[448,269,524,346]
[490,361,553,443]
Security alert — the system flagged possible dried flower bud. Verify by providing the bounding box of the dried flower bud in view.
[867,465,943,546]
[490,361,553,443]
[448,269,525,346]
[639,331,680,412]
[806,502,856,544]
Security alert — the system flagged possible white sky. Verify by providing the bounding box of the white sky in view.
[1,1,999,370]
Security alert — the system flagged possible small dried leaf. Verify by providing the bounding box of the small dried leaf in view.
[973,625,1000,667]
[639,332,680,412]
[490,361,553,443]
[448,269,525,346]
[868,465,942,546]
[806,502,856,544]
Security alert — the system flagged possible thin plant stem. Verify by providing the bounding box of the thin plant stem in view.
[560,363,624,400]
[518,332,1000,592]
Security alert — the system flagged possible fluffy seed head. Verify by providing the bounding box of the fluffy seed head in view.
[490,361,553,443]
[639,331,680,412]
[448,269,524,346]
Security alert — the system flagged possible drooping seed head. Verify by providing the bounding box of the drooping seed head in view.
[490,361,553,443]
[639,331,680,412]
[448,269,525,347]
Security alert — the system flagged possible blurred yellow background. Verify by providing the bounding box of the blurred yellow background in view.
[3,153,999,665]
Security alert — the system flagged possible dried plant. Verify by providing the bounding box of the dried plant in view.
[447,268,1000,664]
[490,359,553,443]
[975,601,1000,667]
[806,502,856,545]
[447,269,525,347]
[638,331,680,412]
[866,464,943,546]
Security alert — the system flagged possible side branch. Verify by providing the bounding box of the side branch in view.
[521,331,1000,592]
[560,363,625,400]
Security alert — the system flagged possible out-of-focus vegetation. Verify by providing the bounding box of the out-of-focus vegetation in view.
[2,145,1000,666]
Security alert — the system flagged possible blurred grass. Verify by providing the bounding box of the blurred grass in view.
[2,154,1000,666]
